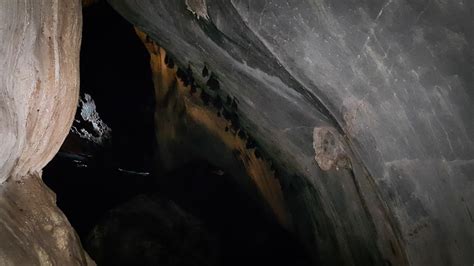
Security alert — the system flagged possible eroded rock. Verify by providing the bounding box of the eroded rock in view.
[185,0,209,21]
[0,0,93,264]
[312,127,350,171]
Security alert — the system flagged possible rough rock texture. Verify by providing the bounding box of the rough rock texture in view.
[108,1,474,265]
[0,175,94,265]
[312,127,350,171]
[136,31,290,228]
[0,0,82,181]
[0,0,92,264]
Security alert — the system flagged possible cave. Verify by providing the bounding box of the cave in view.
[0,0,473,266]
[43,2,312,265]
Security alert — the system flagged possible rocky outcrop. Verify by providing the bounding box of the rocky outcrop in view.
[0,0,92,264]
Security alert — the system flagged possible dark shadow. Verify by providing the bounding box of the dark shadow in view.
[43,2,313,266]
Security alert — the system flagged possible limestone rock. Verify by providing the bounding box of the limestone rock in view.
[0,0,92,264]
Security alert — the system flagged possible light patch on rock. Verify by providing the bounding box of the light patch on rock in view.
[186,0,209,20]
[312,127,350,171]
[342,96,376,137]
[53,227,69,250]
[71,93,111,145]
[36,247,53,266]
[44,224,53,231]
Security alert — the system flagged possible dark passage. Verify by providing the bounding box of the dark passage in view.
[44,2,312,266]
[44,0,157,241]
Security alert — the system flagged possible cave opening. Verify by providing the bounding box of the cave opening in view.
[43,2,312,266]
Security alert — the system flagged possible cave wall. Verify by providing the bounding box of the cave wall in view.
[0,0,471,265]
[0,0,83,180]
[0,0,93,264]
[108,1,474,265]
[136,30,291,228]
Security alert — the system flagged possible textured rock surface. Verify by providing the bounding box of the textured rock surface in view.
[108,1,474,265]
[0,175,94,265]
[0,0,81,181]
[136,31,290,228]
[312,127,350,171]
[0,0,92,264]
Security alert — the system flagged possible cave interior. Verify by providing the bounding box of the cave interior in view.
[43,2,313,265]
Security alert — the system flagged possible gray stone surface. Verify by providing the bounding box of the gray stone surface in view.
[108,1,474,265]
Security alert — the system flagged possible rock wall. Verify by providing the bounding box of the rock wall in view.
[0,0,81,181]
[136,29,291,229]
[0,0,92,264]
[108,1,474,265]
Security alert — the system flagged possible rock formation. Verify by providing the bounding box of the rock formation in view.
[0,0,473,265]
[0,0,93,264]
[108,1,474,265]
